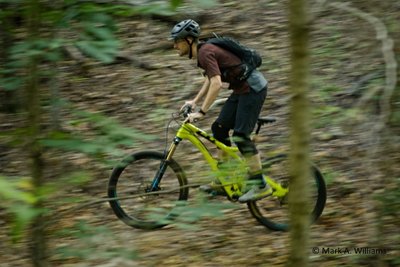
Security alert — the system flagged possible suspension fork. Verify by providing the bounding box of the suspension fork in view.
[149,137,182,191]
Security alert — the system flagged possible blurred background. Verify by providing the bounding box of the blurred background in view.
[0,0,399,266]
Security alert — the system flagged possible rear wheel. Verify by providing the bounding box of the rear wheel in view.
[108,151,188,229]
[247,154,326,231]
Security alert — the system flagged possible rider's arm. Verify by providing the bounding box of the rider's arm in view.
[200,75,222,113]
[193,77,210,105]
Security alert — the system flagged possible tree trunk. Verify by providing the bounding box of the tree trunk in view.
[0,3,20,112]
[25,0,49,266]
[287,0,311,266]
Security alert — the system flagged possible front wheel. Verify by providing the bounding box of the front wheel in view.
[247,154,327,231]
[108,151,188,229]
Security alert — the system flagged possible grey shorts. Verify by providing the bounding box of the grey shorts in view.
[216,87,267,136]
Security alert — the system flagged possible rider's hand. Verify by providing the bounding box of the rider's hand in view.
[187,112,204,123]
[180,100,196,111]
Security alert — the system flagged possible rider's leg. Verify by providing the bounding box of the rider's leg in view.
[211,121,231,161]
[231,88,272,202]
[246,153,262,175]
[199,97,236,194]
[234,132,271,202]
[199,121,232,194]
[211,94,237,162]
[232,131,266,187]
[232,87,267,180]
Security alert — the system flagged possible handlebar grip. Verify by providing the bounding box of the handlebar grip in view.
[182,105,192,118]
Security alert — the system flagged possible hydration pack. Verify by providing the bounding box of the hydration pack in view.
[206,33,262,81]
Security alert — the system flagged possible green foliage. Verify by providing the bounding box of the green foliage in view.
[146,196,235,231]
[390,106,400,126]
[312,105,341,129]
[0,0,194,91]
[174,195,235,230]
[0,1,121,92]
[0,177,36,204]
[374,179,400,266]
[41,107,155,164]
[119,0,217,16]
[0,0,221,263]
[58,171,93,187]
[320,169,336,186]
[310,80,365,129]
[0,176,40,241]
[171,0,184,9]
[65,2,121,63]
[54,221,137,261]
[375,178,400,218]
[0,0,218,91]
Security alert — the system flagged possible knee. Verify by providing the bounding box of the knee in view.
[232,131,258,156]
[212,121,231,146]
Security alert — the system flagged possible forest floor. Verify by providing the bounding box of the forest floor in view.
[1,1,399,266]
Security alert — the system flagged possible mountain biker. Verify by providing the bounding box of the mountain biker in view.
[169,19,271,202]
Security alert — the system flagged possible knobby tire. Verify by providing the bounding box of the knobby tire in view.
[108,151,188,229]
[247,154,327,231]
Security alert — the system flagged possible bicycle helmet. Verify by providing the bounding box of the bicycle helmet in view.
[169,19,201,41]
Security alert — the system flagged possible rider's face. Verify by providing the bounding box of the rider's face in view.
[173,39,189,57]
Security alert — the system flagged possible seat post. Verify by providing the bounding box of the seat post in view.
[255,122,262,135]
[255,116,277,135]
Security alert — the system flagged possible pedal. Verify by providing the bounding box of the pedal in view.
[230,194,240,202]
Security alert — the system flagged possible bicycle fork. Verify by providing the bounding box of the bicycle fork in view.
[149,137,181,191]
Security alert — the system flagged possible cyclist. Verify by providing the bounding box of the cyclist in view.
[169,19,271,202]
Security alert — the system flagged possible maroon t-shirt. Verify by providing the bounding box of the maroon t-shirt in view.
[197,43,250,94]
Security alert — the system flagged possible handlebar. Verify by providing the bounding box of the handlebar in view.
[179,98,228,120]
[182,105,192,118]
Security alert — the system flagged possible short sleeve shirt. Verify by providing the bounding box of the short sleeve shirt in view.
[197,43,250,94]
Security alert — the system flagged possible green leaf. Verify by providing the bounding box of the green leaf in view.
[10,204,41,242]
[0,77,23,91]
[60,171,93,187]
[55,221,138,260]
[85,11,114,26]
[0,176,41,242]
[170,0,184,9]
[110,6,137,17]
[41,138,102,155]
[0,0,23,3]
[41,10,64,25]
[0,176,36,204]
[84,24,114,40]
[75,40,118,63]
[44,51,62,62]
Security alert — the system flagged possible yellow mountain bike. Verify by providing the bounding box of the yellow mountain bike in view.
[108,107,326,231]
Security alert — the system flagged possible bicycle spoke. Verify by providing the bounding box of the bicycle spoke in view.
[108,151,188,229]
[247,154,326,231]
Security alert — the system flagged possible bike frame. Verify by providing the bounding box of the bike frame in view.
[152,120,288,200]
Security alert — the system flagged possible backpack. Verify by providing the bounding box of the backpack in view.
[205,33,262,81]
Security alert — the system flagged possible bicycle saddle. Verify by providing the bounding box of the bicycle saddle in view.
[257,116,277,125]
